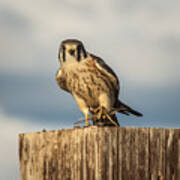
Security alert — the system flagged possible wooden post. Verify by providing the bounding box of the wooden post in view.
[19,126,180,180]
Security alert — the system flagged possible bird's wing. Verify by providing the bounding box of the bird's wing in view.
[91,54,120,97]
[56,68,70,93]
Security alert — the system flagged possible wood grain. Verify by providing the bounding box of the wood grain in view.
[19,126,180,180]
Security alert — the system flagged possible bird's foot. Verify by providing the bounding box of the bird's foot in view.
[92,106,105,120]
[91,106,119,126]
[103,112,119,126]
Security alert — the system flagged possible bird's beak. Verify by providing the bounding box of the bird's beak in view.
[68,49,75,56]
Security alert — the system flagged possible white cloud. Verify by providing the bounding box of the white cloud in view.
[0,0,180,86]
[0,2,180,178]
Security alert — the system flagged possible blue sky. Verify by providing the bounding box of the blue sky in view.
[0,0,180,179]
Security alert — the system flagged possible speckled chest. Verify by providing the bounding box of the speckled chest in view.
[62,59,110,106]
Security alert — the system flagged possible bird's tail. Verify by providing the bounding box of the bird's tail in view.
[115,100,143,117]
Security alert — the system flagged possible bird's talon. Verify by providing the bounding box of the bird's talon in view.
[97,106,104,119]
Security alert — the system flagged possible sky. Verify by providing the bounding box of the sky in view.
[0,0,180,179]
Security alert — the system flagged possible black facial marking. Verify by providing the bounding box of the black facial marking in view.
[77,45,81,62]
[77,44,87,62]
[82,45,87,58]
[62,45,66,62]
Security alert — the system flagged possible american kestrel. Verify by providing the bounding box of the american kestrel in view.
[56,39,142,126]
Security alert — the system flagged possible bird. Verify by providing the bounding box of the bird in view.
[56,39,143,126]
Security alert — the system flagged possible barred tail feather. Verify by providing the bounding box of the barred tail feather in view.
[116,100,143,117]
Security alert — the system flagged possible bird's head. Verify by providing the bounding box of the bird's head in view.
[58,39,87,65]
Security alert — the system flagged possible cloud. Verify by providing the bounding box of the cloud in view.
[1,73,180,130]
[0,1,180,87]
[0,0,180,127]
[0,74,82,125]
[0,1,180,179]
[0,0,180,86]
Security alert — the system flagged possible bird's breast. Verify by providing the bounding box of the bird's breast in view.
[64,62,115,108]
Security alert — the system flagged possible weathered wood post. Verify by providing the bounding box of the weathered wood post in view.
[19,126,180,180]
